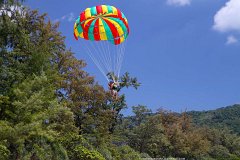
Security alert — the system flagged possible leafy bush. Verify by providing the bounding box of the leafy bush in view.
[0,144,10,160]
[74,146,105,160]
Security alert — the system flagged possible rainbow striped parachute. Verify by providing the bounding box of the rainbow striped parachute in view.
[74,5,129,45]
[74,5,130,81]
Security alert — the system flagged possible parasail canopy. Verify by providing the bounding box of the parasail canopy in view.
[74,5,129,45]
[74,5,130,81]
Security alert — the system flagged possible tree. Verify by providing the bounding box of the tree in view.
[107,72,140,90]
[127,114,171,158]
[0,1,143,159]
[0,4,106,159]
[0,5,64,96]
[0,73,79,159]
[132,105,152,126]
[200,127,240,159]
[0,0,25,7]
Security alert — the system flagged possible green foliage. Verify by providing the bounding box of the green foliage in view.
[0,74,76,159]
[188,104,240,134]
[0,144,10,160]
[132,105,152,125]
[0,6,60,95]
[129,114,171,157]
[0,1,140,159]
[119,107,240,159]
[0,0,25,7]
[140,152,152,158]
[74,146,105,160]
[199,127,240,159]
[116,145,141,160]
[107,72,141,90]
[209,145,231,160]
[96,144,141,160]
[59,132,101,160]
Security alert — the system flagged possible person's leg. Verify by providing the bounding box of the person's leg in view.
[114,90,118,99]
[110,90,114,96]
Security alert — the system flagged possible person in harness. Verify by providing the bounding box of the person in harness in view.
[108,81,121,98]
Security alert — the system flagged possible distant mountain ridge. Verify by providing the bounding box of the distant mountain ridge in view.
[187,104,240,135]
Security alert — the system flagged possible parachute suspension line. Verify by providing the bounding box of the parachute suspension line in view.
[114,45,118,79]
[94,41,109,73]
[116,43,121,78]
[82,41,109,82]
[84,43,109,81]
[74,5,129,82]
[116,39,127,79]
[80,39,126,83]
[100,41,112,73]
[116,43,123,78]
[87,42,108,74]
[91,41,112,76]
[106,41,113,75]
[104,41,116,82]
[119,41,126,77]
[91,41,110,73]
[98,40,115,82]
[113,44,117,78]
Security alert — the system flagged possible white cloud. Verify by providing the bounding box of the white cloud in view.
[54,12,75,23]
[61,15,66,20]
[67,12,74,22]
[213,0,240,33]
[226,35,238,45]
[167,0,191,7]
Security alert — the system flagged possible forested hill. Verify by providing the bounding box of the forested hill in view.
[187,104,240,134]
[119,105,240,159]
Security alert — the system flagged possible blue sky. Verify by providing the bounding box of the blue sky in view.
[25,0,240,114]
